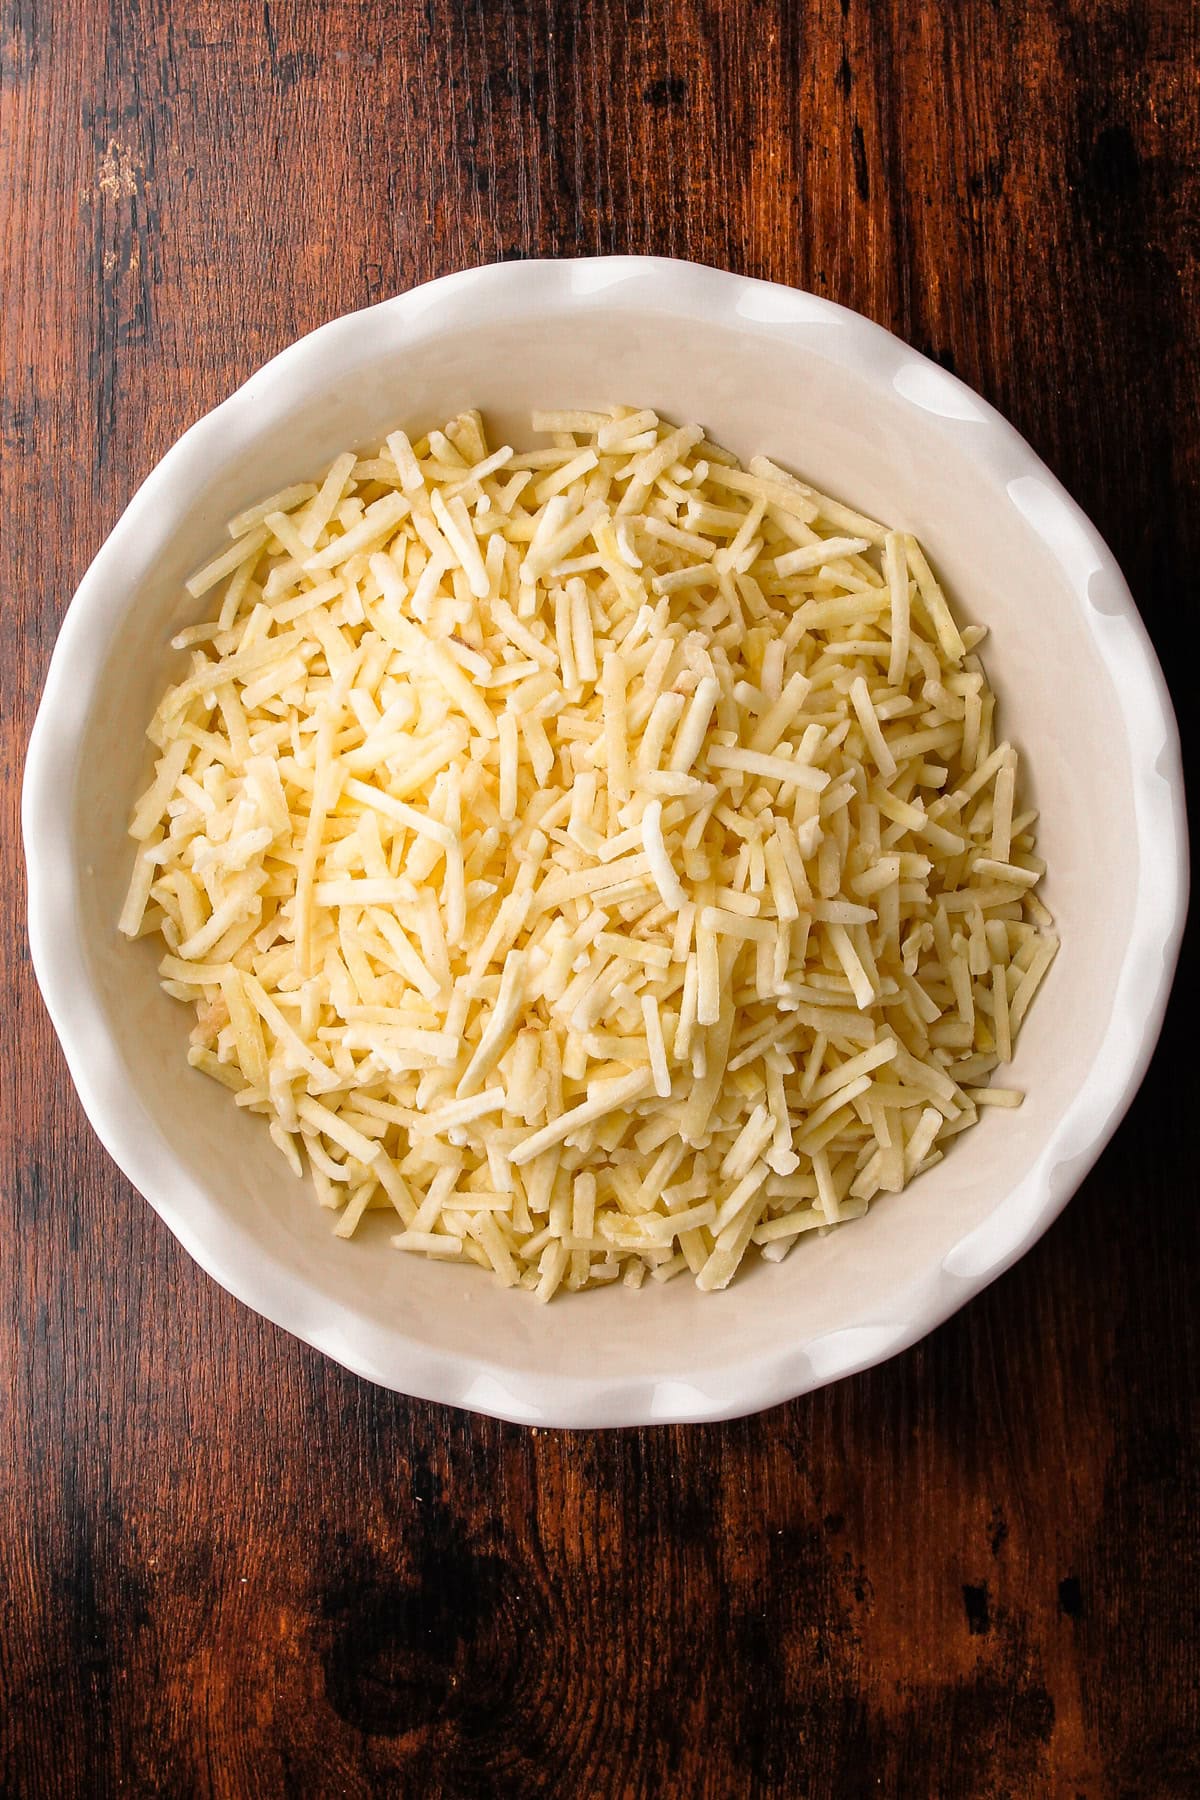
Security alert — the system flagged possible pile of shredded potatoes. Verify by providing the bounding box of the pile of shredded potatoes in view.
[121,407,1057,1299]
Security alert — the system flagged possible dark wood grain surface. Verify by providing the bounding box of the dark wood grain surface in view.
[2,3,1196,1795]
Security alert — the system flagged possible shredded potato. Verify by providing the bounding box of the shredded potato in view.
[122,407,1057,1298]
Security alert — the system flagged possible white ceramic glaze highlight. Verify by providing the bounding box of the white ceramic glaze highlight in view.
[22,258,1187,1427]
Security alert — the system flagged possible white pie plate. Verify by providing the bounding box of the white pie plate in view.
[23,257,1187,1427]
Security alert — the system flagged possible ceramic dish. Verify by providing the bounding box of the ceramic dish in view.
[22,257,1187,1426]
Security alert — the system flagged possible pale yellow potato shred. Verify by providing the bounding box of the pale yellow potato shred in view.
[122,407,1057,1299]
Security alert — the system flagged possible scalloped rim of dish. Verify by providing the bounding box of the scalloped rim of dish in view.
[22,256,1188,1428]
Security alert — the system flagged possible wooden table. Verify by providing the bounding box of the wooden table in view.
[3,3,1195,1794]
